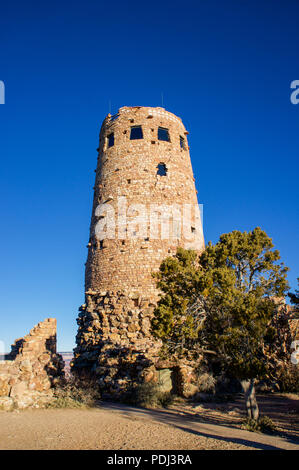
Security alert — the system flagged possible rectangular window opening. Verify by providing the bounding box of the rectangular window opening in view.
[180,136,186,150]
[157,163,167,176]
[130,126,143,140]
[107,133,114,148]
[158,127,170,142]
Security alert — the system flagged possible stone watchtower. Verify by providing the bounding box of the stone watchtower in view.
[72,106,204,396]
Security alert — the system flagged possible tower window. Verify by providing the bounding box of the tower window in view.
[180,136,186,150]
[158,127,170,142]
[157,163,167,176]
[107,133,114,148]
[130,126,143,140]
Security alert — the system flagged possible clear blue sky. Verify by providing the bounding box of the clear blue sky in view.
[0,0,298,351]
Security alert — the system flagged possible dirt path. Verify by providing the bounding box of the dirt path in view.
[0,395,298,450]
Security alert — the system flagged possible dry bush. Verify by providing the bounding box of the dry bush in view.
[47,374,100,408]
[197,373,216,394]
[276,364,299,393]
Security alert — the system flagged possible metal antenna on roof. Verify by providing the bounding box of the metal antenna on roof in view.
[161,92,164,108]
[108,100,111,114]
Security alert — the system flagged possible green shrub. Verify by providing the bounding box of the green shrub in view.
[241,415,277,434]
[126,382,174,408]
[157,391,174,408]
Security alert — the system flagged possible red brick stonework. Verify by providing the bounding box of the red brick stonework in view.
[72,106,204,397]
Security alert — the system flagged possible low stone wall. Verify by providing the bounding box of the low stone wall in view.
[0,318,64,410]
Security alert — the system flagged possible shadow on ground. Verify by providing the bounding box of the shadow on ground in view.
[100,393,299,451]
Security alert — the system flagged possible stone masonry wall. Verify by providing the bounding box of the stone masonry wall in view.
[290,318,299,340]
[73,106,204,396]
[84,106,204,298]
[0,318,64,410]
[74,291,200,398]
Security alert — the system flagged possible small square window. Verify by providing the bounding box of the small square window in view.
[107,133,114,148]
[180,136,186,150]
[158,127,170,142]
[157,163,167,176]
[130,126,143,140]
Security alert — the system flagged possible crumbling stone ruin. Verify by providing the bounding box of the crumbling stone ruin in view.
[72,106,204,397]
[0,318,64,410]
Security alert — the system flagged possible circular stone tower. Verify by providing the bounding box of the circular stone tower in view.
[73,106,204,396]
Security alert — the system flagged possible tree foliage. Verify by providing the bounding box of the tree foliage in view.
[151,227,289,382]
[151,228,290,419]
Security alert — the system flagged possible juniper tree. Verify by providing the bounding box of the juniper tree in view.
[151,227,289,420]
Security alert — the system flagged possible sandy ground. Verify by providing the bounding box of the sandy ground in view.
[0,394,298,450]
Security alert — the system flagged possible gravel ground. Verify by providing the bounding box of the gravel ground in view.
[0,407,254,450]
[0,395,298,450]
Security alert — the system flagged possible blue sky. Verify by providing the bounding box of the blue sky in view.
[0,0,298,351]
